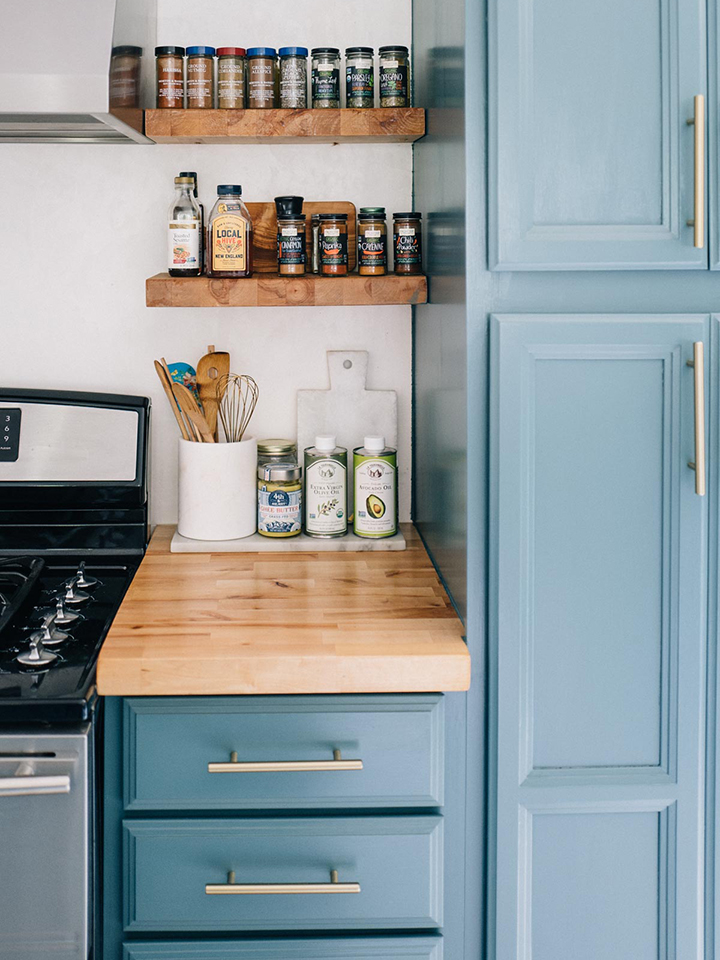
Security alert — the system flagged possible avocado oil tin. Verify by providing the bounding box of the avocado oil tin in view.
[304,435,347,538]
[353,435,397,538]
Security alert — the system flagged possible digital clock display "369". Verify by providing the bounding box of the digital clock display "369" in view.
[0,409,21,462]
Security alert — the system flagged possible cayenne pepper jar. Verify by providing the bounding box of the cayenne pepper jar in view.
[393,212,422,274]
[186,46,215,108]
[279,47,308,108]
[247,48,277,108]
[319,213,348,275]
[346,47,374,108]
[155,46,185,108]
[207,185,254,278]
[379,45,410,107]
[311,48,341,108]
[217,48,246,108]
[358,208,387,275]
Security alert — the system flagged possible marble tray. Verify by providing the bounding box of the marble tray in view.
[170,529,407,553]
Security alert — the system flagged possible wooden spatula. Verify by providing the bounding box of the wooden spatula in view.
[171,381,203,441]
[154,359,190,440]
[196,344,230,440]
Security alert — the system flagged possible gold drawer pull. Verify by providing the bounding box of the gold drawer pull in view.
[686,94,705,248]
[208,749,363,773]
[206,869,361,895]
[687,341,706,496]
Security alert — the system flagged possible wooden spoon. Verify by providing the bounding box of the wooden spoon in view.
[154,359,190,440]
[196,344,230,440]
[186,408,216,443]
[171,381,203,441]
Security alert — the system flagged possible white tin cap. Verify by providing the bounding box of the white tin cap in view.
[364,435,385,452]
[315,435,337,452]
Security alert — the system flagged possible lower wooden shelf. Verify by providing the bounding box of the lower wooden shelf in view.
[146,272,427,307]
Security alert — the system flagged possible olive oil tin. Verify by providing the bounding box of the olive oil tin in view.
[305,435,348,538]
[353,435,397,538]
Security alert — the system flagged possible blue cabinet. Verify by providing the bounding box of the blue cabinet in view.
[489,315,709,958]
[489,0,707,270]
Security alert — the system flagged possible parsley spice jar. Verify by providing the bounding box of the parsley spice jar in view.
[186,46,215,108]
[319,213,348,275]
[258,463,302,538]
[358,207,387,275]
[346,46,374,107]
[247,48,277,108]
[311,48,341,108]
[393,211,422,274]
[155,46,185,108]
[279,47,308,108]
[217,47,246,108]
[379,45,410,107]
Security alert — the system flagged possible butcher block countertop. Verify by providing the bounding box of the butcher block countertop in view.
[96,524,470,696]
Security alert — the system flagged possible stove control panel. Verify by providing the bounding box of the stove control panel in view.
[0,408,21,462]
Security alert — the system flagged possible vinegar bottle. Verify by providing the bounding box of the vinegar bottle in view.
[167,177,202,277]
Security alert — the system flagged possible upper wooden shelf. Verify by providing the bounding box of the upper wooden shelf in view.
[146,272,427,308]
[144,107,426,143]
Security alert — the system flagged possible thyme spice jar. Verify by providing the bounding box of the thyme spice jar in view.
[393,211,422,274]
[217,47,246,108]
[358,208,387,275]
[346,47,374,108]
[311,48,341,108]
[319,213,348,275]
[155,46,185,108]
[247,48,277,107]
[186,46,215,108]
[279,47,308,108]
[379,45,410,107]
[258,462,302,538]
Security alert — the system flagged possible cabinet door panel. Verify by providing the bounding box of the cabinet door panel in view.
[489,0,707,270]
[489,316,708,959]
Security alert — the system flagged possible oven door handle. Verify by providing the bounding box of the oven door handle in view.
[0,762,71,796]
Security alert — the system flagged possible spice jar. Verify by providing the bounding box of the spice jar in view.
[207,185,253,278]
[279,47,308,108]
[247,48,277,108]
[319,213,348,275]
[110,45,142,108]
[393,212,422,274]
[345,47,374,108]
[311,48,341,108]
[155,46,185,108]
[257,439,298,466]
[277,214,306,275]
[358,208,387,275]
[379,45,410,107]
[311,214,321,273]
[186,46,215,108]
[217,48,246,108]
[258,462,302,538]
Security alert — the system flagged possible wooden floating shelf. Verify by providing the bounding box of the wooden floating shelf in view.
[146,273,427,308]
[144,107,425,143]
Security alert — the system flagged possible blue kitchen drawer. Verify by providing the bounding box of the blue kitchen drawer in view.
[123,937,442,959]
[123,695,444,810]
[123,816,443,933]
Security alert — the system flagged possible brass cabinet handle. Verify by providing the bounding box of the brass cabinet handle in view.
[687,94,705,248]
[206,869,361,895]
[687,341,706,496]
[208,749,363,773]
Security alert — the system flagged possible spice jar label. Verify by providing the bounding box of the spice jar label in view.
[313,67,339,101]
[281,227,298,236]
[278,231,306,266]
[398,227,416,236]
[395,232,421,264]
[168,221,200,269]
[320,230,348,267]
[380,63,409,101]
[324,227,340,237]
[211,215,247,271]
[365,229,381,238]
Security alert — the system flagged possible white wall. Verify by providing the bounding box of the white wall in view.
[1,0,412,524]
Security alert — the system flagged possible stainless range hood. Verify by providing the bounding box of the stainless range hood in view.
[0,0,156,143]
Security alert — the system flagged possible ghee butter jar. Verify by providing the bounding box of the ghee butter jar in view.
[257,462,302,537]
[304,435,347,538]
[353,436,397,538]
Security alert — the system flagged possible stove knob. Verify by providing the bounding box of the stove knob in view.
[63,582,90,606]
[34,621,70,647]
[16,636,57,667]
[39,598,80,626]
[73,562,98,591]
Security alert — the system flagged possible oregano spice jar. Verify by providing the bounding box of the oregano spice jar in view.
[393,212,423,274]
[217,48,246,108]
[311,48,341,108]
[279,47,308,108]
[155,46,185,108]
[247,48,277,108]
[319,213,348,275]
[358,207,387,275]
[346,47,374,108]
[379,45,410,107]
[186,46,215,108]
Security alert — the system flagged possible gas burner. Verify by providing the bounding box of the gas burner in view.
[0,557,44,633]
[73,562,99,591]
[36,598,82,626]
[16,636,57,668]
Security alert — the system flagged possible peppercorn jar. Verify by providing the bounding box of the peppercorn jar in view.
[358,208,387,275]
[346,47,374,108]
[110,45,142,108]
[217,47,246,108]
[279,47,308,108]
[155,46,185,108]
[379,45,410,107]
[311,48,341,108]
[186,46,215,108]
[247,48,277,108]
[393,212,422,274]
[319,213,348,275]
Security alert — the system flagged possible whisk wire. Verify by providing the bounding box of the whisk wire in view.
[216,373,259,443]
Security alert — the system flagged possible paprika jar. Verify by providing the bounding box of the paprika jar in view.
[311,48,340,108]
[217,48,246,108]
[319,213,348,275]
[207,185,254,278]
[155,46,185,108]
[393,212,422,274]
[186,46,215,108]
[357,208,387,275]
[379,45,410,107]
[247,48,277,108]
[279,47,308,108]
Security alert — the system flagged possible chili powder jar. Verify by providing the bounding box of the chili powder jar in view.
[358,208,387,275]
[393,212,422,274]
[186,46,215,108]
[155,46,185,108]
[311,48,340,108]
[346,47,374,108]
[279,47,308,108]
[319,214,348,275]
[247,48,277,108]
[207,185,253,278]
[217,48,246,108]
[379,45,410,107]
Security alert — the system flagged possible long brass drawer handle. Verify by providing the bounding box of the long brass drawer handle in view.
[206,869,361,895]
[208,749,363,773]
[687,94,705,248]
[687,341,706,496]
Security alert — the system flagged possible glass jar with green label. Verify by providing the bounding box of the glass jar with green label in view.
[346,46,374,107]
[311,48,341,108]
[305,435,348,538]
[353,436,398,538]
[379,45,410,107]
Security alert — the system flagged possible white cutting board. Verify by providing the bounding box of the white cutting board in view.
[297,349,398,464]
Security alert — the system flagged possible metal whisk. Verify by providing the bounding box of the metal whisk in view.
[216,373,259,443]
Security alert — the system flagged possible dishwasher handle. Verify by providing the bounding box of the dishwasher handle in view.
[0,761,71,796]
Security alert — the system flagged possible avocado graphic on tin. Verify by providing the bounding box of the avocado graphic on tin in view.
[367,494,386,519]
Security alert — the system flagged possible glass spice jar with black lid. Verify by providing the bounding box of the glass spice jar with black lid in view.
[379,45,410,107]
[346,47,374,108]
[155,46,185,108]
[275,196,306,276]
[279,47,308,108]
[358,207,387,275]
[393,211,422,274]
[319,213,348,275]
[312,48,341,108]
